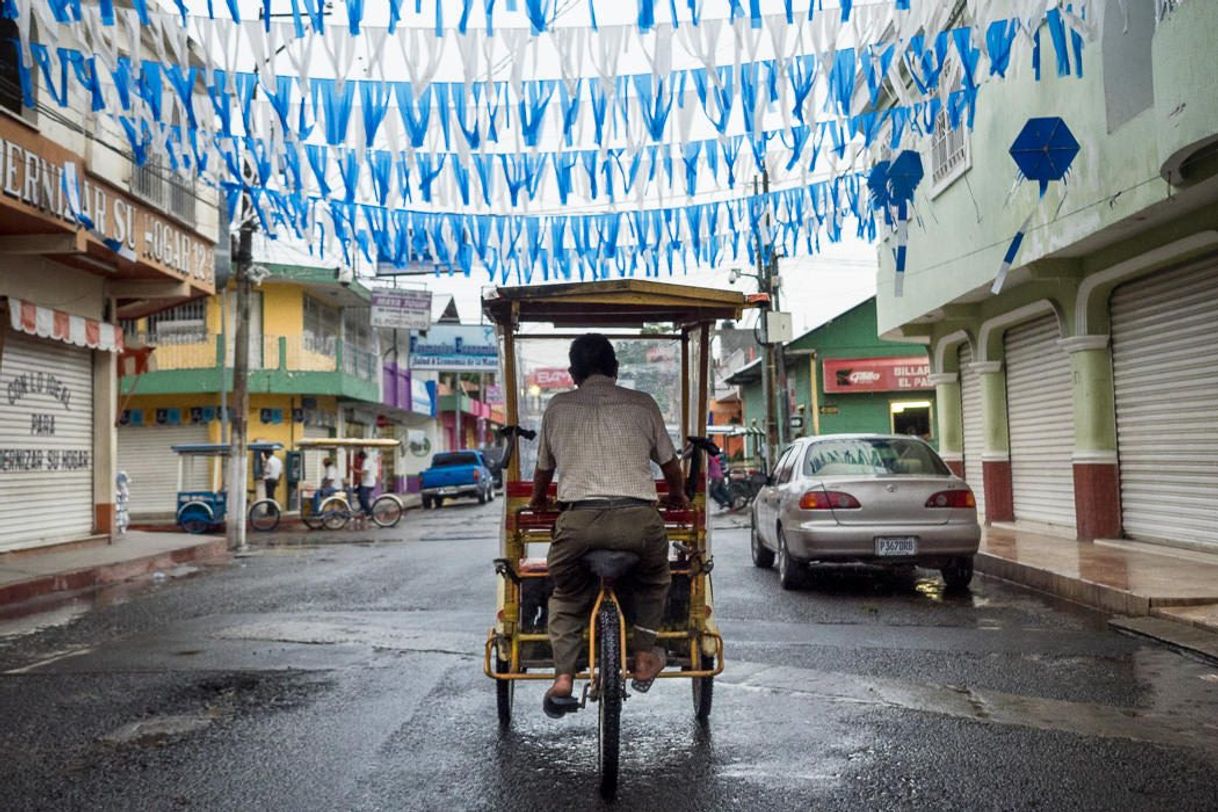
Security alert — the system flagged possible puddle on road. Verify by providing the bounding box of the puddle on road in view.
[102,713,216,747]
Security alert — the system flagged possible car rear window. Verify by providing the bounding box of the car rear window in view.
[804,438,950,477]
[431,452,479,467]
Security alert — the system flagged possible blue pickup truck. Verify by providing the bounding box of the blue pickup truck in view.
[420,450,495,509]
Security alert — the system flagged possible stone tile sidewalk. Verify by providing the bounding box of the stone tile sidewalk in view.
[977,526,1218,656]
[0,532,228,607]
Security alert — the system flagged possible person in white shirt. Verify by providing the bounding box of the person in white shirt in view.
[313,456,340,513]
[262,452,283,502]
[355,450,378,514]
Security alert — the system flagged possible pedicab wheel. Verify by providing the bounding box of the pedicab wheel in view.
[370,495,403,528]
[177,503,213,535]
[301,503,325,530]
[320,497,351,530]
[692,655,715,723]
[596,602,623,801]
[495,657,513,728]
[248,499,281,532]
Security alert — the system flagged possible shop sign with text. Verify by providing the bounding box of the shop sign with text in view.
[371,290,433,331]
[528,367,574,390]
[823,357,932,394]
[0,123,215,288]
[409,325,499,371]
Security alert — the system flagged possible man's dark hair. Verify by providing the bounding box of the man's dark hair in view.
[568,333,619,384]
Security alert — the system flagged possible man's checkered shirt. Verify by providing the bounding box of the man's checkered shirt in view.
[535,374,677,503]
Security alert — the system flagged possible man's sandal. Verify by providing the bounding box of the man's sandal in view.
[543,688,580,719]
[629,648,667,693]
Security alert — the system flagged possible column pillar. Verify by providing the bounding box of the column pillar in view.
[93,348,117,539]
[928,372,963,478]
[972,360,1014,522]
[1061,335,1121,541]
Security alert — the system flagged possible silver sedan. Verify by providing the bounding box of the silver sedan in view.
[750,434,981,591]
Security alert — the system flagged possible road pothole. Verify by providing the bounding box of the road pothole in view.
[102,714,216,747]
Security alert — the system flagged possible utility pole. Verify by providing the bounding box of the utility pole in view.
[453,373,463,450]
[226,219,254,552]
[754,169,785,474]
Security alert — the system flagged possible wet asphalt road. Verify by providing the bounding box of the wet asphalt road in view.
[2,500,1218,811]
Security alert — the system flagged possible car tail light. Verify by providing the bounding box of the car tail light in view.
[925,489,976,508]
[799,490,861,510]
[473,469,481,481]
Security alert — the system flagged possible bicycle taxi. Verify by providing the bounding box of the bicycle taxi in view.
[294,437,406,530]
[171,441,283,534]
[482,280,758,798]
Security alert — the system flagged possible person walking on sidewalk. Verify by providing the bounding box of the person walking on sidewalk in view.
[529,333,689,719]
[356,450,378,515]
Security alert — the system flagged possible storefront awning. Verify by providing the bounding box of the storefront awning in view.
[6,297,123,353]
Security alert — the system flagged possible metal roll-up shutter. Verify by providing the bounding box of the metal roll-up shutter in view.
[117,423,211,517]
[958,344,986,521]
[0,332,94,551]
[1006,314,1076,530]
[1112,262,1218,548]
[303,424,332,488]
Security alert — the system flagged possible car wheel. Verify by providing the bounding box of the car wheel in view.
[751,520,774,569]
[434,497,444,509]
[777,528,801,591]
[941,556,975,591]
[477,487,488,505]
[421,496,433,510]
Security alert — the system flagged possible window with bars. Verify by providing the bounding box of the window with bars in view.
[304,295,341,355]
[131,155,198,225]
[145,300,208,344]
[930,106,971,195]
[342,307,373,352]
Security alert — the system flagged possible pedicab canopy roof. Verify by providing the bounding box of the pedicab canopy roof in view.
[171,443,283,456]
[483,280,760,329]
[295,438,404,450]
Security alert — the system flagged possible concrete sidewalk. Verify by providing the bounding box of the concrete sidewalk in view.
[977,526,1218,658]
[0,532,228,608]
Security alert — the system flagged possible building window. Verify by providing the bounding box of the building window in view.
[146,300,208,344]
[930,106,970,196]
[0,19,29,118]
[303,294,340,355]
[342,307,373,352]
[131,154,197,226]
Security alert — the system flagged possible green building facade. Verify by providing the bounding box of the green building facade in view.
[730,298,936,454]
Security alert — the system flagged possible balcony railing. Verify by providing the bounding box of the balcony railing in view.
[129,333,378,382]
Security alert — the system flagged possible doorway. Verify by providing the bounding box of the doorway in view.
[890,400,933,442]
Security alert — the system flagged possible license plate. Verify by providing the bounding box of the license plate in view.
[875,536,918,556]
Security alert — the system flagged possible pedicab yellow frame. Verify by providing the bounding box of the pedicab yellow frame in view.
[481,280,760,686]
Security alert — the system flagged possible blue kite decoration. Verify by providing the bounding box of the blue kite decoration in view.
[885,149,923,297]
[993,116,1079,293]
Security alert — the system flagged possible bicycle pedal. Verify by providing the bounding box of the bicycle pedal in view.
[583,682,596,704]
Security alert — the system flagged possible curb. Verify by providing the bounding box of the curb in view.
[0,538,228,608]
[1109,616,1218,665]
[975,552,1152,616]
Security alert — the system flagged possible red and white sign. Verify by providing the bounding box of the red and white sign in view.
[528,367,574,390]
[823,356,932,393]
